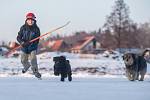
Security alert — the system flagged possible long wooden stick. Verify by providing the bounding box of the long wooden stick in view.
[5,21,70,56]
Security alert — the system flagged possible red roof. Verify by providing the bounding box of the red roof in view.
[51,40,64,51]
[71,36,95,50]
[9,42,20,49]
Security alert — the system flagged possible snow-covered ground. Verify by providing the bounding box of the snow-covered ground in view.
[0,50,149,76]
[0,52,150,77]
[0,52,150,100]
[0,77,150,100]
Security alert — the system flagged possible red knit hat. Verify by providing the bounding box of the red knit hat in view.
[26,13,36,20]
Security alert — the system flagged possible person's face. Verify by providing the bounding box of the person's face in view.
[26,19,34,26]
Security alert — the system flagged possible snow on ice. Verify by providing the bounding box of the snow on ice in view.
[0,52,150,100]
[0,77,150,100]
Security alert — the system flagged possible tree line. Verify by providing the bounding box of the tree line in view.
[98,0,150,50]
[52,0,150,50]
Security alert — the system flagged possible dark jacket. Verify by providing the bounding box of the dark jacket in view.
[17,21,40,54]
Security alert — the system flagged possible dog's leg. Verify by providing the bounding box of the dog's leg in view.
[68,75,72,82]
[136,72,139,80]
[126,70,131,81]
[130,74,134,81]
[133,71,138,81]
[139,75,144,81]
[130,71,137,81]
[139,65,147,81]
[129,73,135,81]
[139,71,146,81]
[60,73,65,82]
[127,70,134,81]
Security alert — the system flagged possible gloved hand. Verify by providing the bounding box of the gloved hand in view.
[21,41,30,47]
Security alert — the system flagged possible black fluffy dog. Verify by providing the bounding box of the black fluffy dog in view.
[53,56,72,82]
[123,51,148,81]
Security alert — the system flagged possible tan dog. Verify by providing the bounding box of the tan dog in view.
[123,53,138,81]
[123,49,149,81]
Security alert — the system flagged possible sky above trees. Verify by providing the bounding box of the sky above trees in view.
[0,0,150,41]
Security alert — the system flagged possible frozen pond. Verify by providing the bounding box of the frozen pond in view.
[0,77,150,100]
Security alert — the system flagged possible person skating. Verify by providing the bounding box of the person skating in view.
[17,12,41,79]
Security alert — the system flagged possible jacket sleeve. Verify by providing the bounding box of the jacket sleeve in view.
[17,26,24,44]
[34,27,41,45]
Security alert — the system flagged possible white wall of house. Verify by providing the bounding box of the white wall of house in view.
[71,50,81,53]
[83,41,101,51]
[96,42,101,49]
[71,40,101,53]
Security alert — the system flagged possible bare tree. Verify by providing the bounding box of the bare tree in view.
[138,22,150,48]
[100,30,116,49]
[103,0,132,51]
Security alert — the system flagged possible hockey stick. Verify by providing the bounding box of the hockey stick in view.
[5,21,71,57]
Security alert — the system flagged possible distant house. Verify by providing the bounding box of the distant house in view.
[50,39,68,52]
[9,41,20,49]
[41,39,69,52]
[71,36,101,53]
[38,32,102,54]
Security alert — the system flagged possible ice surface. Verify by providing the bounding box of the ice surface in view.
[0,77,149,100]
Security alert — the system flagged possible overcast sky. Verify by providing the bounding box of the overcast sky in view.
[0,0,150,41]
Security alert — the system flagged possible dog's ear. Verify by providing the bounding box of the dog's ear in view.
[143,49,150,55]
[122,55,125,60]
[142,50,147,56]
[143,50,150,56]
